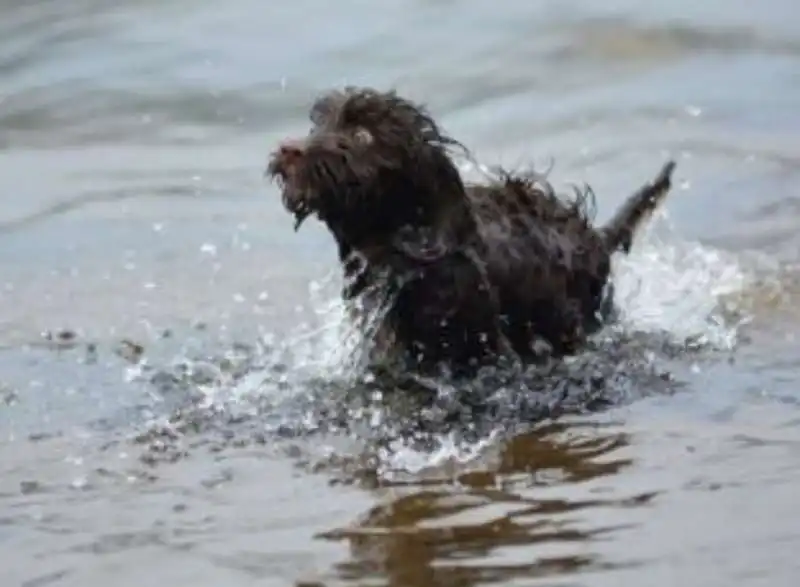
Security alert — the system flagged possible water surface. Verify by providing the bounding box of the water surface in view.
[2,1,800,585]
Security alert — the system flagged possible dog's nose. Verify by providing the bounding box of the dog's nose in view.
[278,140,305,163]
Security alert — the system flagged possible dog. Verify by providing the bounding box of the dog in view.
[266,86,675,378]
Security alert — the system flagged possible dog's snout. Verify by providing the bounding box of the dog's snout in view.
[278,139,305,162]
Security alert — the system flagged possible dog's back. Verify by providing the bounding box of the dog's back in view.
[461,161,675,360]
[462,176,605,359]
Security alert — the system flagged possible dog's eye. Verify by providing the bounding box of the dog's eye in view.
[309,110,322,126]
[310,104,330,127]
[353,128,373,146]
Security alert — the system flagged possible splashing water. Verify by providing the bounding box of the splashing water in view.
[612,212,760,351]
[128,203,760,477]
[614,240,748,350]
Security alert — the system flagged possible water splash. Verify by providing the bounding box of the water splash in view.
[612,214,757,351]
[126,215,760,478]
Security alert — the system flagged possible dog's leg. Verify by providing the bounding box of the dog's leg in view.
[601,160,676,254]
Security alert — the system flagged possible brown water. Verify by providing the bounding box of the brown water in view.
[2,1,800,585]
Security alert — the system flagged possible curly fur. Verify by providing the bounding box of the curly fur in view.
[266,86,675,377]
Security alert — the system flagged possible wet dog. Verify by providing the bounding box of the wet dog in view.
[266,87,675,377]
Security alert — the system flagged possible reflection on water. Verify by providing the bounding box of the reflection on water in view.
[320,422,644,586]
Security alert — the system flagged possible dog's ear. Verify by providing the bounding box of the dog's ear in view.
[391,224,454,263]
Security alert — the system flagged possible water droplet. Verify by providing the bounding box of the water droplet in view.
[70,477,89,490]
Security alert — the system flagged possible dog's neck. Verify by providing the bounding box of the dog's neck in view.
[324,157,479,299]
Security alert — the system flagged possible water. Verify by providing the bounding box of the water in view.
[2,0,800,585]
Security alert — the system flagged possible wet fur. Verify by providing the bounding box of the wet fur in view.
[266,87,675,377]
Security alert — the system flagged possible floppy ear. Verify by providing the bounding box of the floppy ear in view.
[391,224,454,263]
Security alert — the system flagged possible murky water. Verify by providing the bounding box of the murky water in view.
[2,1,800,585]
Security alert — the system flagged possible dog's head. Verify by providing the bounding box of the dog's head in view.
[266,87,470,253]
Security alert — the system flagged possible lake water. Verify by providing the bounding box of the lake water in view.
[2,1,800,585]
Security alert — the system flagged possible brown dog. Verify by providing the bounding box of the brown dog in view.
[266,87,675,377]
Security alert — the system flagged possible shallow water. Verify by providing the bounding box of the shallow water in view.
[2,1,800,585]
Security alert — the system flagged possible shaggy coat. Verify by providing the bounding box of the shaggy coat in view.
[266,87,675,377]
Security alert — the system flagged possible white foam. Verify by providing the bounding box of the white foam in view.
[612,216,753,350]
[377,428,502,479]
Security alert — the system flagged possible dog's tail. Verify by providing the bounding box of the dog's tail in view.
[600,160,676,254]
